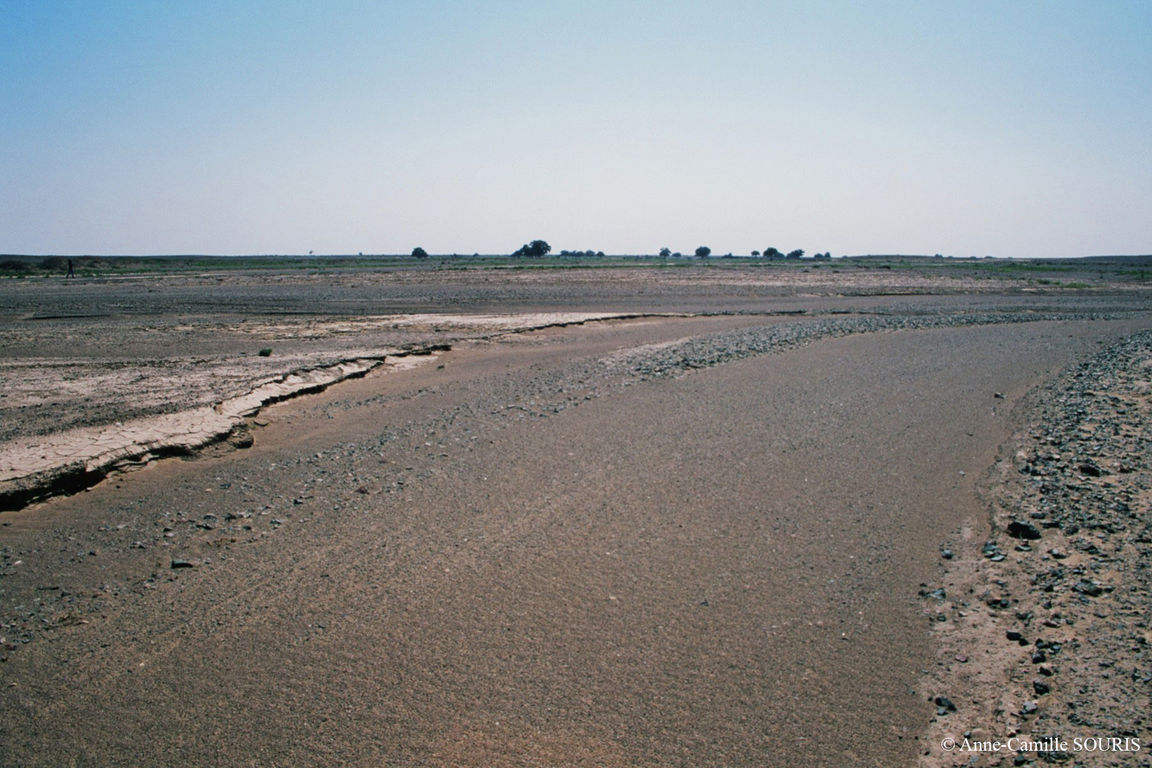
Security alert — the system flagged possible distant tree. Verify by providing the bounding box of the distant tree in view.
[659,247,672,258]
[764,247,782,259]
[672,252,683,259]
[751,250,760,257]
[411,247,428,259]
[514,239,551,257]
[695,246,712,259]
[786,249,804,260]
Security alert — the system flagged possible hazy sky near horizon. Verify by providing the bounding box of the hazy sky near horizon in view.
[2,1,1150,258]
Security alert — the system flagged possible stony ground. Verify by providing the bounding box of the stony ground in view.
[920,331,1151,767]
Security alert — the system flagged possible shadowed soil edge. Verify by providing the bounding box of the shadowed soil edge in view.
[919,331,1151,767]
[0,349,446,511]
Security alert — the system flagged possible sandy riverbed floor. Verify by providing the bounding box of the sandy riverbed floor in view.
[0,264,1149,766]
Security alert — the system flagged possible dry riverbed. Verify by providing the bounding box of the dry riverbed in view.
[0,264,1149,766]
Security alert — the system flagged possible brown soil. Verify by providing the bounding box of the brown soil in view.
[0,267,1149,766]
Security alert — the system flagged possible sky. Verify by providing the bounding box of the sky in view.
[1,0,1150,258]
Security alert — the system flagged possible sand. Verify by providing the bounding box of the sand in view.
[0,263,1149,766]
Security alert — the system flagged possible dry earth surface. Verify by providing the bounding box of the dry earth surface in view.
[0,263,1149,766]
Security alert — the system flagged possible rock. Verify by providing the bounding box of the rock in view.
[1077,462,1103,477]
[1007,520,1042,540]
[1033,679,1051,695]
[1073,579,1104,597]
[170,559,195,569]
[1007,630,1026,644]
[1021,700,1038,715]
[934,695,957,714]
[940,549,954,560]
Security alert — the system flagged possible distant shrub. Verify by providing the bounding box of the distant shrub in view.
[513,240,551,257]
[258,348,273,357]
[411,247,428,259]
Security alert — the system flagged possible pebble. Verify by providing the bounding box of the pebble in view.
[1006,520,1041,540]
[934,695,957,715]
[1073,579,1104,597]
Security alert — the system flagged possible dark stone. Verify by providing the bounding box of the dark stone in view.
[170,559,195,569]
[1074,580,1104,597]
[1007,520,1042,540]
[934,695,957,713]
[1033,679,1051,695]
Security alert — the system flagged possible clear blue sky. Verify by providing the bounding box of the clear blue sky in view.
[2,0,1150,257]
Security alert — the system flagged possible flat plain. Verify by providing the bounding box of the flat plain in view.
[0,257,1149,766]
